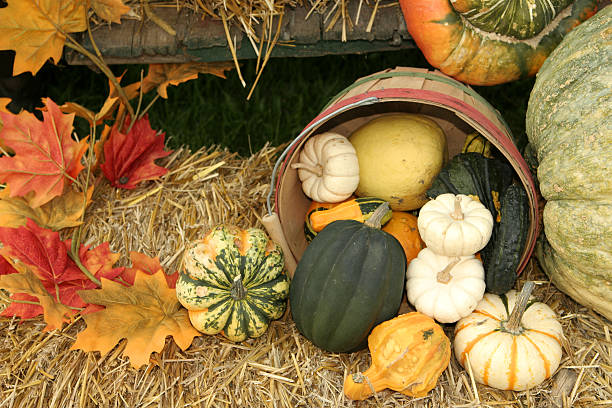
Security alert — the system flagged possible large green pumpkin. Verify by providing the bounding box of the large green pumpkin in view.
[289,204,406,353]
[176,225,290,342]
[526,7,612,320]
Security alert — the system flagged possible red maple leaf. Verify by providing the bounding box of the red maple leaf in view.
[100,115,172,189]
[0,98,88,207]
[0,220,125,321]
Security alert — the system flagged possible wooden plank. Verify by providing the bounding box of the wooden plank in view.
[65,4,413,65]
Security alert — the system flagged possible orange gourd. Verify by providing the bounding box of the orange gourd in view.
[343,312,451,400]
[398,0,598,85]
[308,197,391,233]
[382,211,425,263]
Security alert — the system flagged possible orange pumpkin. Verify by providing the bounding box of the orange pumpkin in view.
[382,211,425,263]
[344,312,451,400]
[398,0,598,85]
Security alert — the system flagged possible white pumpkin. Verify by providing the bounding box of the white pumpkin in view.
[291,132,359,203]
[454,282,563,391]
[406,248,485,324]
[418,193,493,256]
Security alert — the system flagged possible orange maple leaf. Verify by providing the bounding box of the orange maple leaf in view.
[121,251,178,288]
[141,62,235,98]
[0,0,87,75]
[0,186,93,230]
[0,264,72,331]
[59,97,119,126]
[92,0,131,24]
[72,270,200,368]
[0,98,88,208]
[0,98,10,113]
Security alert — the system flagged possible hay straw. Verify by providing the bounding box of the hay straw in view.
[1,144,611,407]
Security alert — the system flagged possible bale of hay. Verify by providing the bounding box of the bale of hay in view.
[0,145,610,407]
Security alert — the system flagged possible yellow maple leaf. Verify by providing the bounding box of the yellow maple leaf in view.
[92,0,131,24]
[0,264,72,331]
[0,98,10,113]
[0,186,94,230]
[60,97,119,125]
[0,0,86,75]
[0,98,12,152]
[71,270,200,369]
[141,62,235,98]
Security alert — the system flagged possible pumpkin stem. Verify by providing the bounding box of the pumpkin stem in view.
[436,258,461,284]
[291,162,324,177]
[364,202,390,229]
[231,274,247,300]
[450,196,464,220]
[504,281,536,333]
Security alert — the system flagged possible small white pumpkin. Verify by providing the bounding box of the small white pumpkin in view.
[406,247,485,324]
[454,282,563,391]
[418,193,493,256]
[291,132,359,203]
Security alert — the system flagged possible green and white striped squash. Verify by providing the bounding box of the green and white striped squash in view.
[176,225,290,342]
[526,6,612,320]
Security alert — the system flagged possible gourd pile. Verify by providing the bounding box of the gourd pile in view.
[173,111,565,400]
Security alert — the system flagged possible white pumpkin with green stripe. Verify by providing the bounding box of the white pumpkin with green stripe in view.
[176,225,290,342]
[453,282,563,391]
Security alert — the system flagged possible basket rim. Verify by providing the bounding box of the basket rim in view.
[269,72,540,275]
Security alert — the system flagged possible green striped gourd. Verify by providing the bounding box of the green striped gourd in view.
[176,225,290,342]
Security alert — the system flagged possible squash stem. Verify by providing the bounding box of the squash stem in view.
[364,202,390,229]
[231,274,247,300]
[290,162,323,177]
[504,281,535,333]
[451,196,464,220]
[344,367,385,400]
[436,258,461,284]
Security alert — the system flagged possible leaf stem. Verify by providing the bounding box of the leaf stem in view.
[64,40,135,119]
[69,250,102,287]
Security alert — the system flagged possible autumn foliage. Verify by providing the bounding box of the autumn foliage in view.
[0,0,242,369]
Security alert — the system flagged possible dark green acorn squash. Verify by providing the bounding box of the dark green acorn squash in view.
[427,152,514,222]
[427,152,529,293]
[290,204,406,353]
[480,183,530,294]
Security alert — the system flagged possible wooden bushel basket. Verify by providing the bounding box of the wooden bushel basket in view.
[264,67,540,277]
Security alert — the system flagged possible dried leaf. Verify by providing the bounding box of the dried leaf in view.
[0,98,13,153]
[58,102,95,123]
[0,98,88,208]
[0,219,83,285]
[72,270,200,368]
[121,251,177,288]
[91,0,131,24]
[0,98,10,113]
[0,220,124,323]
[0,186,93,230]
[100,116,171,189]
[93,124,112,170]
[141,62,235,98]
[0,0,87,75]
[0,265,72,330]
[60,97,120,126]
[109,72,141,101]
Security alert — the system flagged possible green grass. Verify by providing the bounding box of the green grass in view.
[42,48,535,156]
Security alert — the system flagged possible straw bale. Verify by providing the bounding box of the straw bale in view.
[1,144,611,407]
